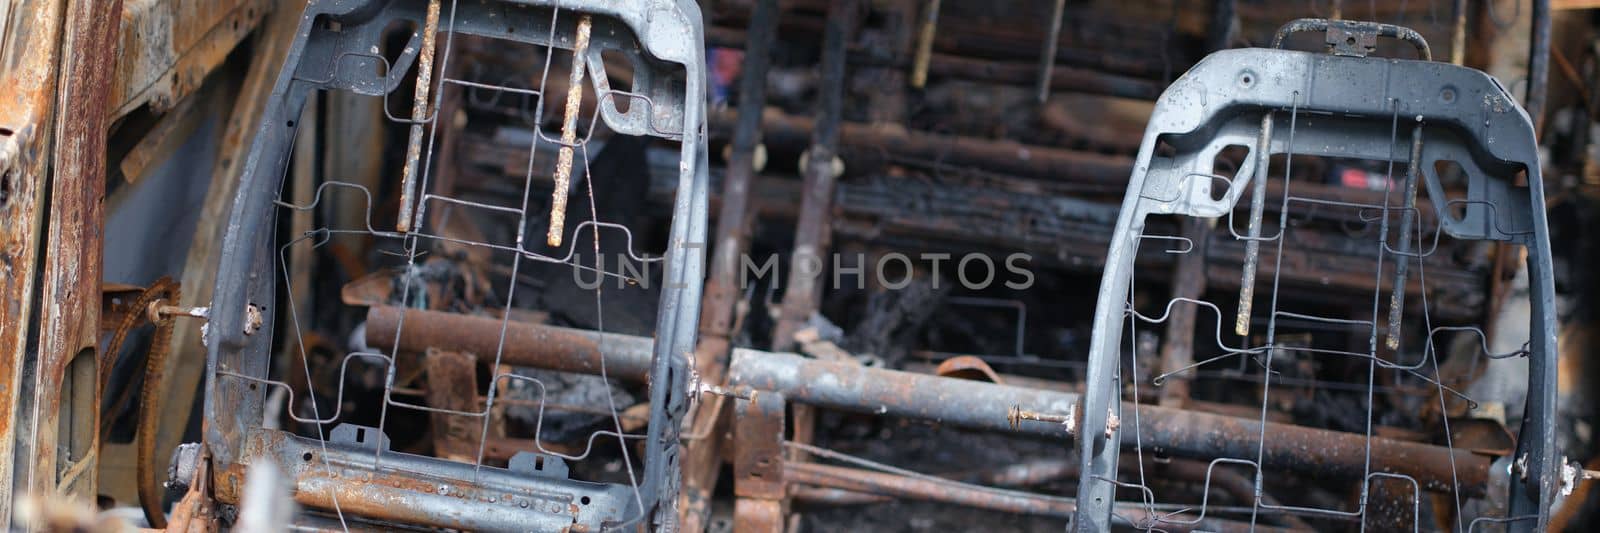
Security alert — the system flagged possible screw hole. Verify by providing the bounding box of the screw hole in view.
[302,452,313,462]
[580,496,591,505]
[286,120,295,128]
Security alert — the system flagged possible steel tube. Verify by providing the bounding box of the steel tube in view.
[1035,0,1066,103]
[729,349,1080,438]
[1132,404,1489,495]
[771,0,855,352]
[229,429,619,532]
[787,462,1073,517]
[729,351,1491,494]
[368,307,1491,497]
[364,306,654,382]
[709,107,1135,184]
[295,477,571,531]
[785,462,1284,532]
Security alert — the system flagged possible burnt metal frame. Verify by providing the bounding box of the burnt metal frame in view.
[1076,20,1557,531]
[203,0,707,529]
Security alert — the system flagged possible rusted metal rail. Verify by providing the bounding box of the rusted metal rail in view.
[365,304,1492,496]
[710,107,1133,185]
[727,351,1492,495]
[0,2,69,525]
[364,306,654,382]
[771,0,855,353]
[31,0,126,506]
[785,462,1290,532]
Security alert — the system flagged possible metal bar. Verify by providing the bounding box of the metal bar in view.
[293,477,571,531]
[397,0,441,233]
[787,462,1074,517]
[221,429,628,531]
[1235,112,1273,336]
[771,0,855,352]
[909,0,939,89]
[730,350,1078,439]
[732,392,787,532]
[769,0,855,490]
[785,462,1285,532]
[709,107,1134,185]
[728,350,1492,494]
[790,486,893,505]
[364,305,654,382]
[0,1,67,524]
[546,14,593,247]
[702,0,779,348]
[373,305,1494,498]
[1387,124,1424,350]
[31,0,125,504]
[1035,0,1066,103]
[1450,0,1468,65]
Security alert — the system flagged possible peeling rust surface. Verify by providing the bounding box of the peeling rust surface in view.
[33,0,126,503]
[0,1,67,525]
[396,0,441,234]
[219,429,602,531]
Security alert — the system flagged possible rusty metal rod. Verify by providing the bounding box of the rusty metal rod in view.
[909,0,939,88]
[790,486,893,505]
[397,0,441,233]
[1235,111,1273,336]
[1388,124,1424,350]
[547,14,593,247]
[732,350,1080,439]
[703,0,780,348]
[364,306,653,382]
[771,0,854,352]
[785,462,1283,532]
[1035,0,1066,103]
[728,351,1490,495]
[787,462,1074,517]
[1449,0,1467,65]
[367,306,1490,496]
[709,107,1135,185]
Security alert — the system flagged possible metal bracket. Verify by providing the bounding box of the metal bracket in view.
[1273,18,1433,61]
[732,391,787,533]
